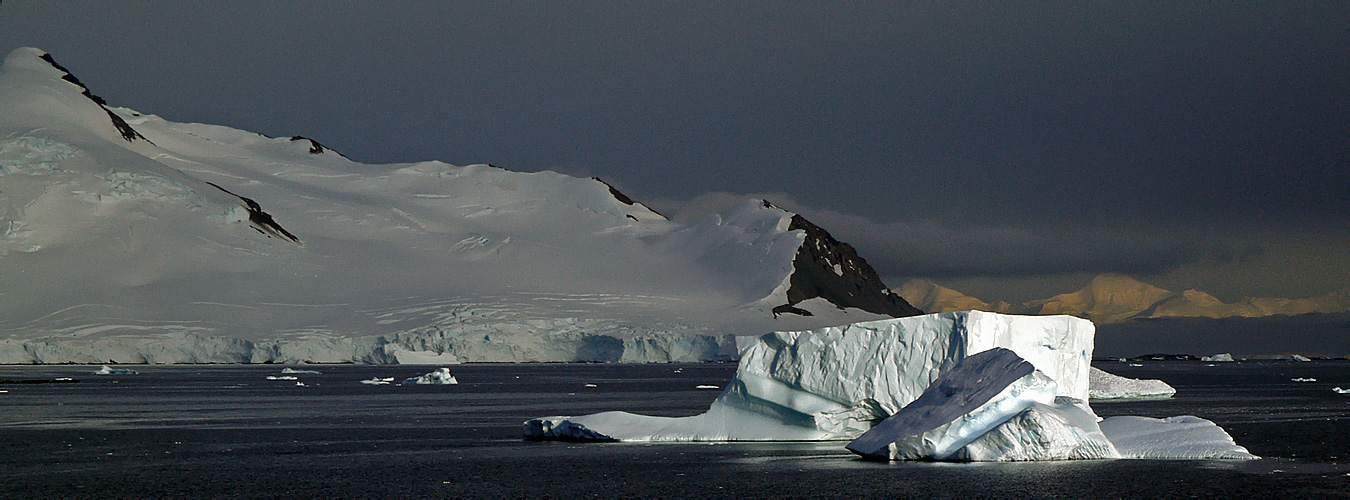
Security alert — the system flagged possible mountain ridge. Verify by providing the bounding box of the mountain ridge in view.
[896,274,1350,324]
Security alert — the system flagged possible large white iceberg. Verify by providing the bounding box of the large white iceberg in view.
[524,311,1254,461]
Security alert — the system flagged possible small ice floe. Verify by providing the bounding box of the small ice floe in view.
[360,377,394,385]
[295,381,306,387]
[93,365,138,375]
[583,383,598,388]
[695,385,720,390]
[281,368,321,375]
[1291,354,1311,362]
[1129,363,1143,367]
[1333,387,1350,394]
[1291,378,1317,382]
[266,375,299,381]
[401,367,458,385]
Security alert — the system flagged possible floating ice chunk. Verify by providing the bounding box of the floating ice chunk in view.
[266,375,298,381]
[281,368,321,374]
[1089,367,1175,400]
[402,367,458,385]
[1201,353,1235,362]
[955,398,1120,461]
[93,365,138,375]
[1290,354,1311,362]
[1291,378,1317,382]
[527,312,1094,443]
[583,383,598,388]
[1334,387,1350,394]
[360,377,394,385]
[524,400,835,442]
[1099,415,1257,459]
[695,385,719,390]
[846,348,1056,460]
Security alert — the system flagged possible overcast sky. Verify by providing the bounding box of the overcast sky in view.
[3,2,1346,302]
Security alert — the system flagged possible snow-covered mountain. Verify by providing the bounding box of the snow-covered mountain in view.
[894,279,1022,315]
[0,47,918,364]
[896,274,1350,324]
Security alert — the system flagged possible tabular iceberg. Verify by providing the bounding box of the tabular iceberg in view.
[525,311,1254,461]
[1088,366,1176,400]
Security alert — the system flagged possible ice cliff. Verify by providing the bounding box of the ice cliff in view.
[524,311,1254,461]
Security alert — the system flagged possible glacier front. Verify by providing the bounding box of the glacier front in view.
[524,311,1254,461]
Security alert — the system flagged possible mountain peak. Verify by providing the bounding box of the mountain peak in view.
[0,47,150,144]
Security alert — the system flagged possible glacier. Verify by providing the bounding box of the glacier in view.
[525,311,1254,461]
[0,47,912,364]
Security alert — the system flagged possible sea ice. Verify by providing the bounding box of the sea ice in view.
[1291,378,1317,382]
[265,375,298,381]
[361,377,394,385]
[280,368,321,374]
[1088,367,1175,400]
[402,367,458,385]
[93,365,138,375]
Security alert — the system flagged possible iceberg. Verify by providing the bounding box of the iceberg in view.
[402,367,458,385]
[360,377,394,385]
[280,368,321,374]
[525,311,1253,461]
[93,365,138,375]
[1099,416,1256,459]
[1088,367,1176,400]
[1201,353,1235,362]
[1334,387,1350,394]
[845,347,1058,460]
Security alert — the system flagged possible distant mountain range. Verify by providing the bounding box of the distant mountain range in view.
[896,274,1350,325]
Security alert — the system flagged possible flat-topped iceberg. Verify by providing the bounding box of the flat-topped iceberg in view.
[1088,366,1176,400]
[525,311,1254,461]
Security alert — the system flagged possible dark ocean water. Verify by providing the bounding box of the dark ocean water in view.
[1,361,1347,497]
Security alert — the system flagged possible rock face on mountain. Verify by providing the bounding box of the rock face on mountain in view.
[775,210,922,318]
[0,47,910,364]
[896,274,1350,324]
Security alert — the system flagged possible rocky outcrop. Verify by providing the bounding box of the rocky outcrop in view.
[778,211,922,318]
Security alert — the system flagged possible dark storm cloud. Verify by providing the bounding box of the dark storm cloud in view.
[654,192,1203,281]
[2,2,1346,294]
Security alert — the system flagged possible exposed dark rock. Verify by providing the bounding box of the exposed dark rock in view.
[592,177,666,219]
[771,304,813,318]
[205,182,302,245]
[37,52,151,144]
[775,208,923,318]
[289,136,328,155]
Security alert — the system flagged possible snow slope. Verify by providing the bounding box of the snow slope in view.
[0,48,916,364]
